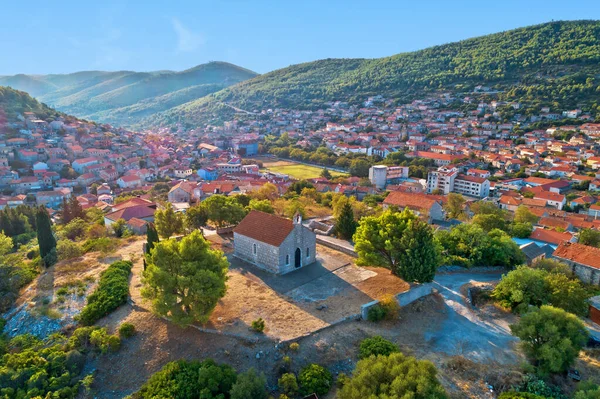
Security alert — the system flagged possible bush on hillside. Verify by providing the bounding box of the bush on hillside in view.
[359,336,399,359]
[78,260,132,325]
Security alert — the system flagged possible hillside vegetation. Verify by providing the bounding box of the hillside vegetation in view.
[0,62,258,126]
[0,86,62,121]
[145,20,600,127]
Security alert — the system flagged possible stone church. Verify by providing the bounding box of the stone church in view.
[233,210,317,274]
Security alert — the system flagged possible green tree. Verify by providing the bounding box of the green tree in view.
[36,206,57,267]
[510,222,533,238]
[492,266,550,311]
[493,265,590,316]
[354,209,439,283]
[154,203,184,238]
[514,206,539,224]
[579,228,600,247]
[0,231,12,255]
[287,180,314,195]
[299,364,333,397]
[111,218,129,238]
[320,168,332,179]
[336,201,357,239]
[510,306,589,375]
[142,231,229,326]
[349,159,371,178]
[145,223,159,255]
[185,204,209,230]
[444,193,466,220]
[230,368,268,399]
[545,272,590,316]
[338,352,448,399]
[203,195,247,228]
[247,199,275,214]
[472,213,508,232]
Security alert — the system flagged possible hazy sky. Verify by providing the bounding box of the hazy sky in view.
[1,0,598,75]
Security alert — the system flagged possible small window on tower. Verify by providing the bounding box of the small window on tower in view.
[306,248,310,258]
[253,243,257,255]
[286,255,289,265]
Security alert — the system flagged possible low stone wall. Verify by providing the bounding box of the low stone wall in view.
[360,282,435,320]
[315,236,357,258]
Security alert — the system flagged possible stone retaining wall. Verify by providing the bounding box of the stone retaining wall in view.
[360,282,435,320]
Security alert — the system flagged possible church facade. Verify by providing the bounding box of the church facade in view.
[233,210,317,274]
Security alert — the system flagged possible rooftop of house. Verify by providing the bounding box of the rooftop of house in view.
[553,242,600,270]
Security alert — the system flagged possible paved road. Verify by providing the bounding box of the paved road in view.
[425,272,518,363]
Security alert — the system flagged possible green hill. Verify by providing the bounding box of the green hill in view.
[144,20,600,127]
[0,86,62,121]
[0,62,258,126]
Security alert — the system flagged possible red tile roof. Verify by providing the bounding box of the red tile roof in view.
[383,191,442,211]
[234,210,295,246]
[553,242,600,270]
[530,227,573,245]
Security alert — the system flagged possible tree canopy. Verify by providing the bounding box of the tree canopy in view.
[142,230,229,326]
[510,305,589,375]
[338,352,448,399]
[354,208,440,283]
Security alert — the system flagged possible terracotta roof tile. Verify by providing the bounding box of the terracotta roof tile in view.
[553,242,600,270]
[234,210,294,247]
[383,192,442,211]
[530,227,573,245]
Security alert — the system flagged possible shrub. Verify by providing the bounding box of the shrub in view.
[63,218,87,240]
[82,237,118,254]
[359,336,399,359]
[57,239,83,261]
[118,322,136,338]
[289,342,299,352]
[498,393,546,399]
[251,317,265,333]
[136,359,237,399]
[299,364,333,397]
[86,224,107,239]
[43,247,58,267]
[78,260,132,325]
[367,304,387,322]
[379,294,400,319]
[338,352,447,399]
[278,373,299,396]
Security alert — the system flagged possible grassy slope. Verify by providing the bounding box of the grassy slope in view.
[144,20,600,127]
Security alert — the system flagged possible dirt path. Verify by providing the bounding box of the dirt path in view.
[428,273,519,364]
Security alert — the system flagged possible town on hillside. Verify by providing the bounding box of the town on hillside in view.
[2,64,600,399]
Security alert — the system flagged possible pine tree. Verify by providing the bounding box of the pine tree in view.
[320,168,332,180]
[336,201,357,240]
[145,223,159,255]
[395,218,440,283]
[36,206,57,267]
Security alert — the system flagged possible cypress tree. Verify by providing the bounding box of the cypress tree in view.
[36,206,57,267]
[145,223,159,255]
[336,201,358,240]
[60,198,71,224]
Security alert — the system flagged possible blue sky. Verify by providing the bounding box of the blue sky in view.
[1,0,598,75]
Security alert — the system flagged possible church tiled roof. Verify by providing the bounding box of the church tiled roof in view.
[234,210,294,246]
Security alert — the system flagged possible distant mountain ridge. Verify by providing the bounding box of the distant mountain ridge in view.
[0,62,258,126]
[143,20,600,127]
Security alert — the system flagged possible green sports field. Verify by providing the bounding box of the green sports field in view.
[261,161,347,180]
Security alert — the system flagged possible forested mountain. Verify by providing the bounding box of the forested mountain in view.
[144,20,600,127]
[0,62,258,126]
